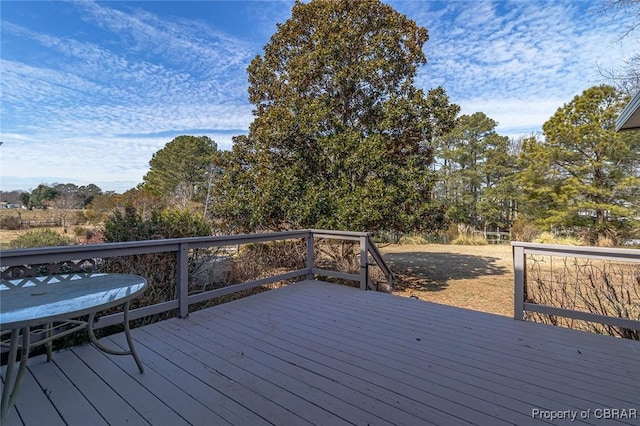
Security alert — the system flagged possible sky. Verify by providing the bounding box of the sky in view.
[0,0,637,193]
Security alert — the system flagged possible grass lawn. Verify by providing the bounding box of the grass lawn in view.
[380,243,514,317]
[0,209,88,249]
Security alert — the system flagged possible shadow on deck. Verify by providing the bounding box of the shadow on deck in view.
[4,280,640,426]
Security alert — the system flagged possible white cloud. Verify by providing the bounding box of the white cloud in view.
[1,0,638,192]
[0,130,237,193]
[458,96,563,136]
[0,0,261,192]
[392,0,638,139]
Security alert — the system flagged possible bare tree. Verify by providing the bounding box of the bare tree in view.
[50,196,81,233]
[603,0,640,38]
[598,0,640,95]
[598,54,640,96]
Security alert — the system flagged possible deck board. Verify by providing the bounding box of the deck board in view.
[4,280,640,426]
[51,348,149,425]
[76,343,230,426]
[262,288,640,400]
[152,324,377,425]
[196,288,636,425]
[128,325,317,426]
[68,343,189,426]
[207,299,598,421]
[26,355,109,426]
[182,309,511,425]
[103,333,269,426]
[9,367,62,426]
[156,314,447,426]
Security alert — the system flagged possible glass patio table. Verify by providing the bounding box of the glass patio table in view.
[0,273,147,422]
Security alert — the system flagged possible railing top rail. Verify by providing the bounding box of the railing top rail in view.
[0,230,312,266]
[309,229,370,237]
[1,239,178,257]
[511,241,640,262]
[0,230,374,260]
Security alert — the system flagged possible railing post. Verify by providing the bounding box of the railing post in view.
[513,244,525,321]
[360,236,368,290]
[177,242,189,318]
[306,232,314,280]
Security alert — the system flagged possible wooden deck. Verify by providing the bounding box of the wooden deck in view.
[3,280,639,425]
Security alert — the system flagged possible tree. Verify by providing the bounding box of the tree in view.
[102,206,211,311]
[208,136,257,232]
[52,183,82,209]
[86,187,163,224]
[434,112,514,228]
[518,85,640,243]
[77,184,103,208]
[29,184,58,209]
[598,0,640,95]
[19,192,30,207]
[603,0,640,37]
[599,54,640,96]
[142,135,219,207]
[214,0,458,233]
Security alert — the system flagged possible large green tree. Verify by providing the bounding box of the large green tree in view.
[518,85,640,242]
[143,135,218,207]
[29,184,58,209]
[213,0,458,233]
[434,112,515,228]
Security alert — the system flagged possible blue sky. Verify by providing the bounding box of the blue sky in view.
[0,0,636,193]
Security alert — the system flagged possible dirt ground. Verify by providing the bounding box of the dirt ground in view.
[380,244,514,317]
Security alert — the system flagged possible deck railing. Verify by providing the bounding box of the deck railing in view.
[512,242,640,336]
[1,230,392,332]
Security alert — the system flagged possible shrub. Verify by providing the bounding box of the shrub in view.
[398,235,430,245]
[596,235,616,248]
[231,240,307,284]
[556,236,583,245]
[9,228,72,248]
[533,231,556,244]
[451,234,487,245]
[73,226,87,237]
[103,205,210,242]
[74,210,87,225]
[82,229,104,244]
[533,232,583,246]
[101,205,212,318]
[511,218,538,242]
[0,215,22,230]
[443,223,460,243]
[525,255,639,340]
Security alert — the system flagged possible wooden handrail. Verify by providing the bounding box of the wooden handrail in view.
[1,230,394,330]
[308,231,393,290]
[366,235,393,285]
